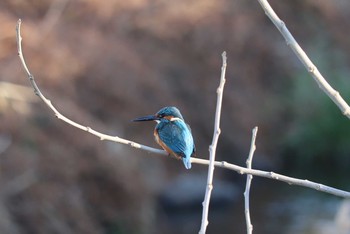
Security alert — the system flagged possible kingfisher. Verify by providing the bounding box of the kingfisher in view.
[133,106,195,169]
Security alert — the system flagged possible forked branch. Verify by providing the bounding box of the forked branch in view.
[16,19,350,205]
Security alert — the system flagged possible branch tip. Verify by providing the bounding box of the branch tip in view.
[222,51,227,57]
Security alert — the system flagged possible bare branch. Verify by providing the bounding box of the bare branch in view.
[199,51,227,234]
[256,0,350,118]
[16,19,166,157]
[16,20,350,204]
[244,127,258,234]
[192,157,350,198]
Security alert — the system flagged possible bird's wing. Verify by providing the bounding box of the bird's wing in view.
[186,123,196,157]
[157,122,193,158]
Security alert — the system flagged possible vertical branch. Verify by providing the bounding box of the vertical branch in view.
[244,127,258,234]
[256,0,350,119]
[199,51,227,234]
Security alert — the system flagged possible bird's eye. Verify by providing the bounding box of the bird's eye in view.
[158,114,163,118]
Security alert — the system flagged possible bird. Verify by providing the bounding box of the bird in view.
[133,106,195,169]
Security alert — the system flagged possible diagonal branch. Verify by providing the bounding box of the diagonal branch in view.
[16,20,350,201]
[256,0,350,118]
[244,127,258,234]
[199,51,227,234]
[16,19,165,157]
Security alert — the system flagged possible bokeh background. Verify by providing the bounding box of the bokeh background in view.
[1,0,350,233]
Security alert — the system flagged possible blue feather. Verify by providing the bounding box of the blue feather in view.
[156,118,195,169]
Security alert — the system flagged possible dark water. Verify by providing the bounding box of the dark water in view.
[156,180,344,234]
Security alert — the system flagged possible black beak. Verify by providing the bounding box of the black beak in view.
[132,115,159,122]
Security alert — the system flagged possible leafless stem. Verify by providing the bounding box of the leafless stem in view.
[244,127,258,234]
[16,19,350,205]
[256,0,350,118]
[199,51,227,234]
[16,19,166,157]
[192,157,350,198]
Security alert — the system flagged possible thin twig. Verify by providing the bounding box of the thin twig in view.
[256,0,350,118]
[16,20,350,200]
[244,127,258,234]
[199,51,227,234]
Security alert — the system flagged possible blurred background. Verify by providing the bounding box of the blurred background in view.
[1,0,350,233]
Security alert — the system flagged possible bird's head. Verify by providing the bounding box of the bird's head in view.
[132,106,184,123]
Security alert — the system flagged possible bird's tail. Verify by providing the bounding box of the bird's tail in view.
[182,157,192,169]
